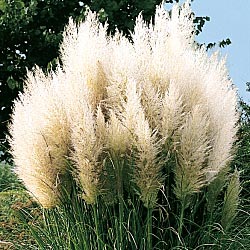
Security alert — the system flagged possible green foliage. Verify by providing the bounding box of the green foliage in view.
[230,85,250,205]
[0,189,39,249]
[234,98,250,176]
[221,170,241,231]
[14,170,247,250]
[0,162,31,248]
[18,191,149,250]
[90,0,162,35]
[0,162,38,249]
[0,162,22,191]
[0,169,248,249]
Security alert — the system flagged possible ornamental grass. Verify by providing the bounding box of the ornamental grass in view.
[9,1,240,249]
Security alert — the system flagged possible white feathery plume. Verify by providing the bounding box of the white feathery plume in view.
[122,80,163,208]
[221,169,241,231]
[9,69,70,208]
[203,55,238,178]
[68,82,104,204]
[145,1,194,94]
[9,0,238,210]
[60,12,110,109]
[57,12,111,203]
[140,80,163,131]
[106,109,130,155]
[131,13,152,83]
[106,33,134,109]
[95,105,107,144]
[174,106,211,201]
[161,82,184,141]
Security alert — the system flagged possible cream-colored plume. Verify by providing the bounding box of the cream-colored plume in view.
[60,13,110,109]
[174,106,211,201]
[68,85,104,204]
[221,169,241,231]
[9,69,70,208]
[122,80,163,208]
[9,0,238,208]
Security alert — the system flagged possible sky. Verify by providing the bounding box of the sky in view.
[166,0,250,102]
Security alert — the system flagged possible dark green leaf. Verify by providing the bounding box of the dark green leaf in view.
[7,76,17,89]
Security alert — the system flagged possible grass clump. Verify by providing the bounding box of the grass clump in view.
[6,1,247,249]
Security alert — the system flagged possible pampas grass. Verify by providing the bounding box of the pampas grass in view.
[9,69,71,208]
[222,169,241,231]
[9,1,240,248]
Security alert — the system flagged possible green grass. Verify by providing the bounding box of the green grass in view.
[0,162,39,249]
[0,189,39,249]
[0,161,250,249]
[12,184,250,250]
[16,185,152,250]
[0,163,22,192]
